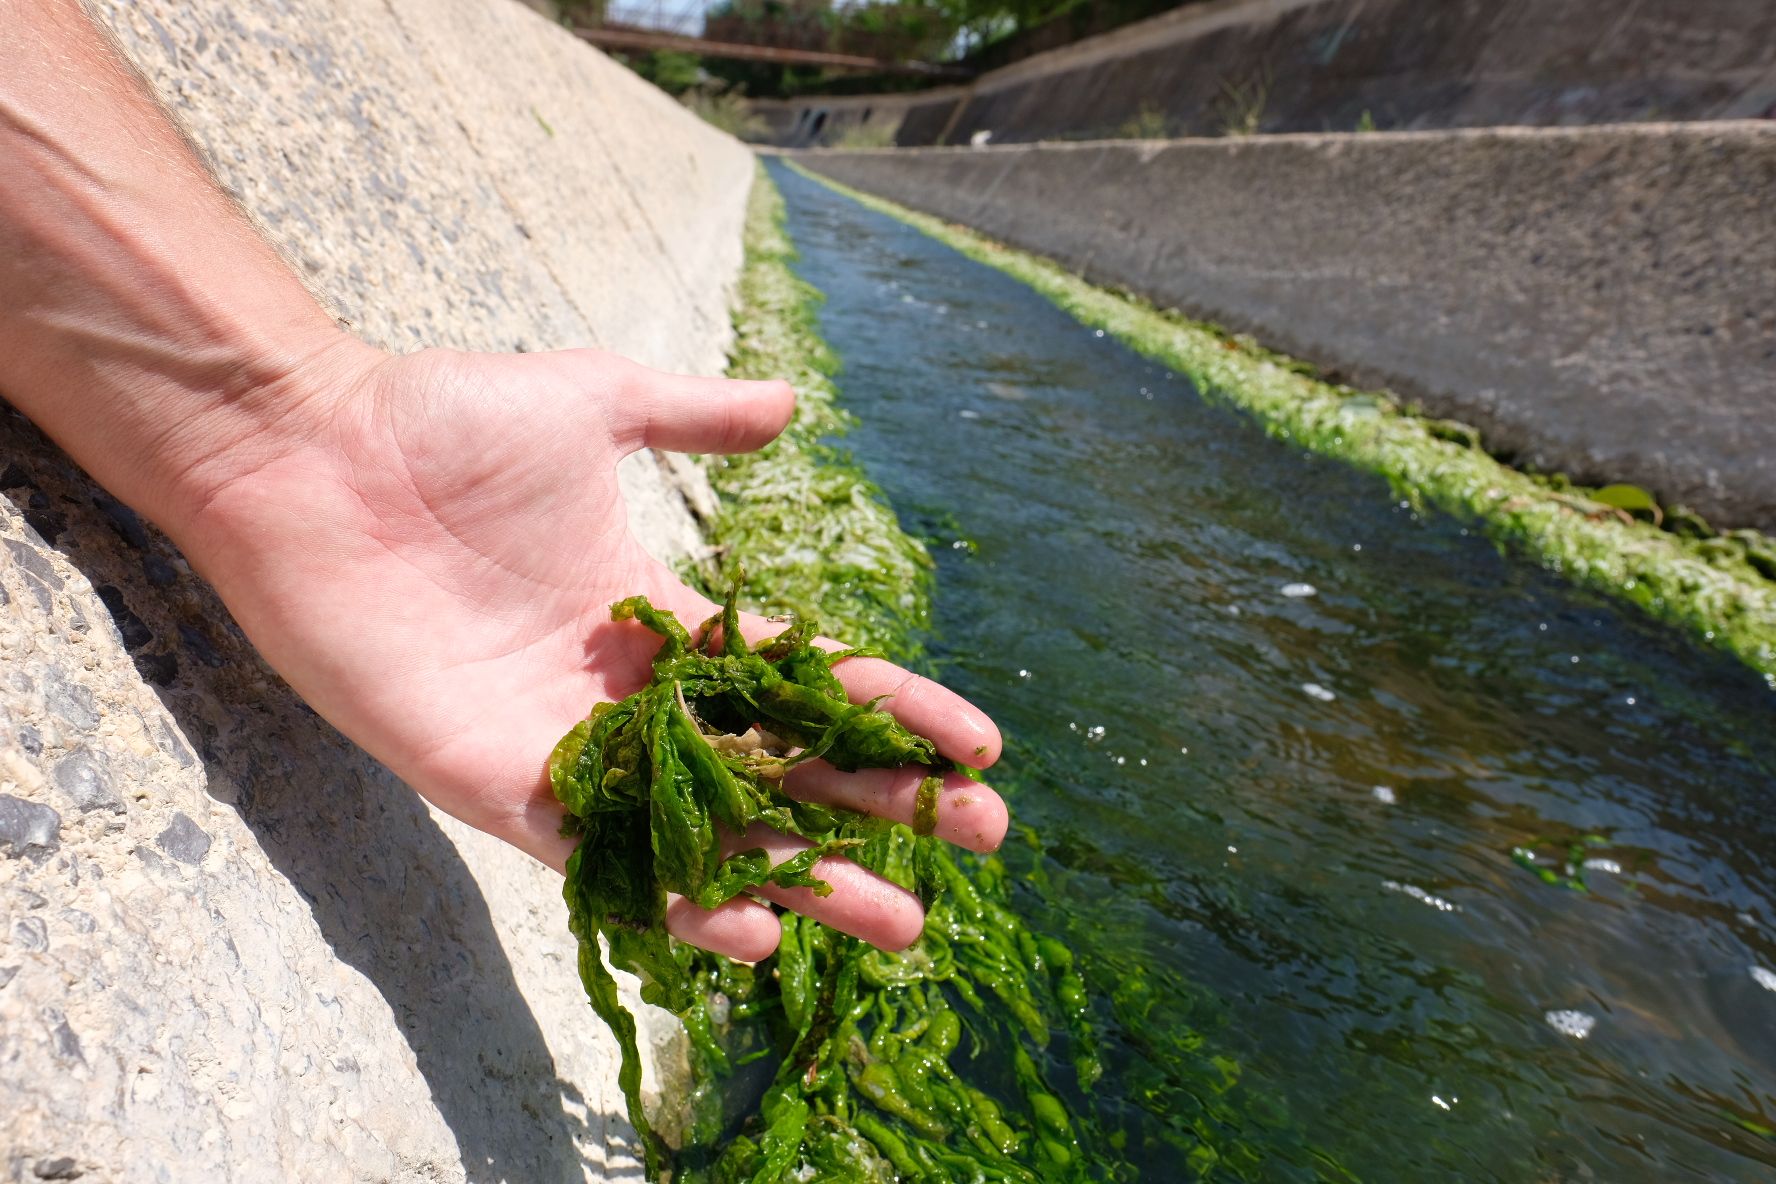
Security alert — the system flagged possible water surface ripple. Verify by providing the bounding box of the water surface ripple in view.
[770,161,1776,1182]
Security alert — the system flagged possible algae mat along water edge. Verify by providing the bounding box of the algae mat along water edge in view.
[700,158,1776,1181]
[667,165,1244,1183]
[783,162,1776,688]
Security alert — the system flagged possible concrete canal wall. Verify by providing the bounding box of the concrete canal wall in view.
[2,0,751,1179]
[758,0,1776,147]
[798,124,1776,529]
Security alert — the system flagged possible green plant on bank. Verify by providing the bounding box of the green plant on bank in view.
[627,49,705,96]
[681,83,768,141]
[1214,68,1269,137]
[832,120,901,150]
[604,165,1295,1183]
[1354,109,1376,133]
[787,162,1776,686]
[1114,102,1170,141]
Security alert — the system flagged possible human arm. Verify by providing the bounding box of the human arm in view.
[0,0,1006,959]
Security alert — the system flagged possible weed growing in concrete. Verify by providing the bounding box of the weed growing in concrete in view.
[1114,102,1170,140]
[833,120,901,150]
[1215,67,1270,136]
[681,84,767,141]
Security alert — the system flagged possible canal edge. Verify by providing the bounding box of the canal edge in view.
[783,159,1776,686]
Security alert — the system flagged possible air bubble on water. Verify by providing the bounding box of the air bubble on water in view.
[1752,967,1776,992]
[1115,756,1126,765]
[1543,1010,1596,1039]
[1086,725,1106,741]
[1227,604,1242,615]
[1094,329,1106,338]
[1180,746,1190,755]
[1017,669,1031,679]
[1227,845,1238,854]
[1352,543,1362,552]
[1431,1096,1451,1112]
[1582,858,1622,874]
[1570,655,1581,664]
[1068,722,1078,731]
[958,409,981,420]
[1281,582,1317,598]
[1301,683,1336,702]
[1538,623,1548,631]
[1372,786,1398,805]
[976,320,987,329]
[1625,696,1637,705]
[1139,758,1148,766]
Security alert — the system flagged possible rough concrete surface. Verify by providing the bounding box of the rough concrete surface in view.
[759,0,1776,147]
[2,0,752,1180]
[800,124,1776,528]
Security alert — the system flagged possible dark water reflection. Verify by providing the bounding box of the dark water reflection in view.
[769,161,1776,1182]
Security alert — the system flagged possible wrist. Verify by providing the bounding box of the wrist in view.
[151,327,386,553]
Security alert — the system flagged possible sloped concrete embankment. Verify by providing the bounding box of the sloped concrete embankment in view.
[759,0,1776,148]
[2,1,750,1180]
[798,125,1776,529]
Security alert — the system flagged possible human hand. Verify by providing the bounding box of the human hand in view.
[174,343,1008,961]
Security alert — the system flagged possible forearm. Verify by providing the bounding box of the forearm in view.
[0,0,369,539]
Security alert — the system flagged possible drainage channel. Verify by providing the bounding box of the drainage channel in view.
[764,158,1776,1182]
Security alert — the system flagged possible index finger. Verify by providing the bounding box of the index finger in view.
[650,584,1003,767]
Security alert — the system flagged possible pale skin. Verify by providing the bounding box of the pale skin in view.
[0,0,1007,962]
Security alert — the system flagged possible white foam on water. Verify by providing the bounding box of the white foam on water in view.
[1302,683,1337,702]
[1281,582,1318,598]
[1544,1010,1596,1039]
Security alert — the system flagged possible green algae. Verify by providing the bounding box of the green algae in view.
[655,163,1107,1183]
[552,580,949,1177]
[598,164,1293,1182]
[694,166,934,661]
[787,161,1776,687]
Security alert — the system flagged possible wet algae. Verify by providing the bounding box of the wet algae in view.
[551,581,949,1176]
[549,167,1295,1182]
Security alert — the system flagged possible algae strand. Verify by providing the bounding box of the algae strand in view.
[551,579,951,1176]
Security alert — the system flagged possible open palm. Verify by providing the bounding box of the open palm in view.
[186,346,1006,961]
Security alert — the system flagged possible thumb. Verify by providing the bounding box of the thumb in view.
[604,358,796,455]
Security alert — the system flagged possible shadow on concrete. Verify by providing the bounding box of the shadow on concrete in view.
[1,411,631,1182]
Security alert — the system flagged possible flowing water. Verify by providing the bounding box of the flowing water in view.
[766,161,1776,1182]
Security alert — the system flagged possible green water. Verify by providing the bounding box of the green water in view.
[766,160,1776,1181]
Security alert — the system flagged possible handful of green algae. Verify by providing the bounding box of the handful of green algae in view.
[549,580,951,1177]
